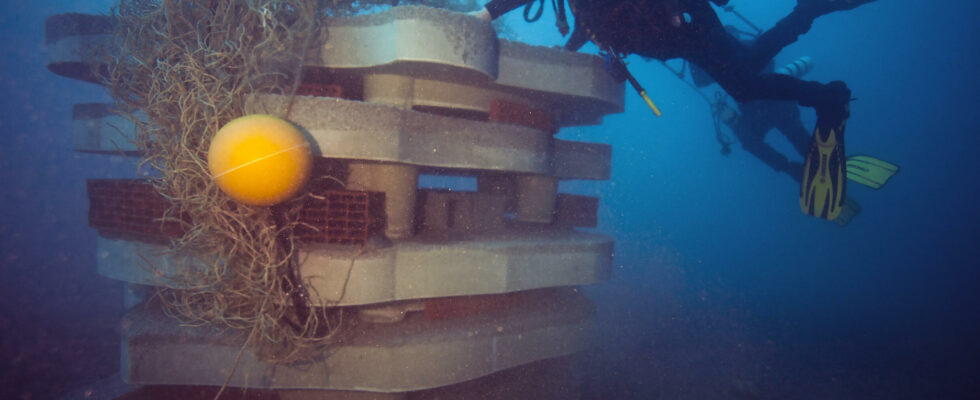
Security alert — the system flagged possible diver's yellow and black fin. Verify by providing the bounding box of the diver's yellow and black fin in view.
[833,196,862,227]
[800,111,848,220]
[846,155,899,190]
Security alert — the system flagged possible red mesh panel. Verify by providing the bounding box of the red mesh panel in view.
[87,179,186,244]
[296,67,361,100]
[296,83,344,98]
[297,190,385,246]
[489,99,554,133]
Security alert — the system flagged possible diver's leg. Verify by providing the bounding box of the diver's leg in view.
[710,69,850,122]
[677,0,851,117]
[746,0,877,72]
[745,9,818,72]
[770,102,812,157]
[735,107,796,177]
[688,32,851,219]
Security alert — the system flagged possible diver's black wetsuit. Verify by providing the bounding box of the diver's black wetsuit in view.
[483,0,850,120]
[735,99,811,181]
[691,53,812,179]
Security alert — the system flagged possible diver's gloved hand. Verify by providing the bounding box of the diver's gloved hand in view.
[796,0,877,15]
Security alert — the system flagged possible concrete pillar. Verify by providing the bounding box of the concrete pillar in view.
[359,74,419,239]
[477,173,515,197]
[515,174,558,224]
[478,173,516,214]
[347,162,419,239]
[363,74,415,109]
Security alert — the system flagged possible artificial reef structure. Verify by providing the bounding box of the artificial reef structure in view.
[46,1,624,398]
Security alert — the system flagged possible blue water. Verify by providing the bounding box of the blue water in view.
[2,1,978,398]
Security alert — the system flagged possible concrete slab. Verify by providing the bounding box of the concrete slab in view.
[44,13,113,84]
[47,7,623,128]
[320,6,623,127]
[97,229,613,307]
[248,94,611,180]
[495,40,624,126]
[96,238,208,289]
[71,94,611,178]
[552,139,613,180]
[71,103,139,154]
[121,289,593,392]
[300,230,612,306]
[320,6,499,83]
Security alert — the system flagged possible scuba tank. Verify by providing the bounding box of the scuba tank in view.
[774,56,813,78]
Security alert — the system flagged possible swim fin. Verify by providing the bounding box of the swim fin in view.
[800,110,847,220]
[846,155,899,189]
[833,196,861,227]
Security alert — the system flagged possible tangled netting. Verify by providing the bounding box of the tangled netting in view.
[105,0,483,369]
[106,0,342,366]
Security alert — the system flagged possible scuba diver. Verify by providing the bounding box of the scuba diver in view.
[689,55,815,181]
[690,55,898,226]
[471,0,878,221]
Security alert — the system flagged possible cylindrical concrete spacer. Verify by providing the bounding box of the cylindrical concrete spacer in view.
[347,162,419,239]
[478,173,517,214]
[515,174,558,223]
[363,73,416,109]
[477,173,515,196]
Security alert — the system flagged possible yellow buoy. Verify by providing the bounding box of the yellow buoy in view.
[208,114,313,206]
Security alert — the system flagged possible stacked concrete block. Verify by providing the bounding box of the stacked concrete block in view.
[48,5,624,397]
